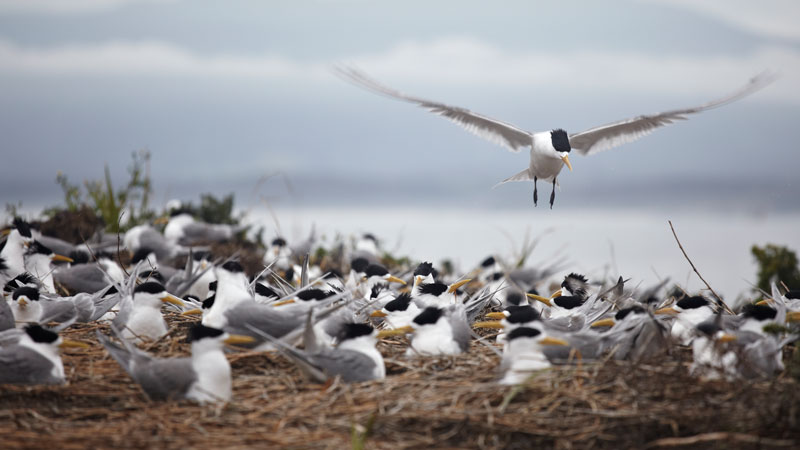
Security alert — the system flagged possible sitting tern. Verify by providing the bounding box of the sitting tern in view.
[97,324,255,403]
[336,67,774,207]
[0,324,88,385]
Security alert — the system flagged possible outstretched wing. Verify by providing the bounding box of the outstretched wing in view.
[335,66,533,152]
[569,72,776,156]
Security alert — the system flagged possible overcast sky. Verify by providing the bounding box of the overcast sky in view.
[1,0,799,211]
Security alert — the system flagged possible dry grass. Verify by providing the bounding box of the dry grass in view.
[2,313,799,449]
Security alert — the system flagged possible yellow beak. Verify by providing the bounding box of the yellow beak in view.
[370,310,387,318]
[550,289,563,298]
[386,276,407,285]
[153,216,169,225]
[18,298,28,307]
[447,278,472,293]
[540,337,569,346]
[271,299,296,307]
[59,339,90,349]
[590,318,616,328]
[755,299,769,306]
[561,154,572,172]
[224,335,256,345]
[0,228,10,236]
[786,311,800,323]
[718,333,738,343]
[51,254,74,263]
[376,326,413,339]
[181,309,203,316]
[472,320,504,329]
[526,293,552,307]
[485,312,506,320]
[654,306,679,315]
[160,294,185,307]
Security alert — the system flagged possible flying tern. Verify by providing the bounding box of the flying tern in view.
[336,67,774,207]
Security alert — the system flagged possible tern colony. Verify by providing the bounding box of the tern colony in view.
[1,213,798,403]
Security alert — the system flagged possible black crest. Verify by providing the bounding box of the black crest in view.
[4,273,37,293]
[208,280,218,292]
[413,307,444,326]
[0,256,6,272]
[553,296,583,310]
[786,290,800,300]
[350,257,370,273]
[363,233,377,243]
[677,296,709,310]
[506,326,542,341]
[25,324,59,343]
[27,241,52,256]
[695,319,720,337]
[490,272,504,281]
[741,304,777,321]
[183,295,200,302]
[480,256,496,268]
[134,281,166,295]
[414,262,435,277]
[255,283,279,299]
[69,250,90,264]
[384,293,413,312]
[131,248,156,264]
[505,306,540,324]
[13,218,32,238]
[527,287,540,296]
[221,261,244,273]
[202,295,216,309]
[140,270,165,282]
[418,282,448,297]
[103,286,118,297]
[296,289,332,301]
[192,251,211,261]
[370,284,385,299]
[550,129,571,153]
[615,305,646,321]
[506,291,525,306]
[188,324,225,342]
[271,237,287,247]
[169,207,193,218]
[364,264,389,278]
[13,286,40,301]
[339,323,374,341]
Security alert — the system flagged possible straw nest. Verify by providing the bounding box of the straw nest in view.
[2,313,799,449]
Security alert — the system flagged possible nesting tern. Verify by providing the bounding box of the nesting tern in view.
[499,326,568,385]
[114,281,184,343]
[336,67,774,207]
[97,324,255,403]
[0,324,87,385]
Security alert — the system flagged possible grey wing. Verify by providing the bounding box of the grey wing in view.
[224,304,301,340]
[0,299,14,331]
[132,358,196,400]
[35,235,77,257]
[39,300,78,330]
[447,307,472,353]
[137,228,173,261]
[0,346,62,384]
[179,223,231,245]
[309,349,379,382]
[335,66,533,152]
[54,264,110,294]
[569,72,775,156]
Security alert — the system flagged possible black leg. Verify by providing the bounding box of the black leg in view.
[533,176,538,206]
[549,178,556,209]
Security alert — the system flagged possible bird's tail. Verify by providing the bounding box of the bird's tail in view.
[492,169,533,189]
[96,330,134,374]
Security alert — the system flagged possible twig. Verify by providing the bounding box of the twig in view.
[646,432,794,448]
[117,212,130,278]
[668,221,733,314]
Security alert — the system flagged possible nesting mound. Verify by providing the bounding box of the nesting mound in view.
[1,314,798,449]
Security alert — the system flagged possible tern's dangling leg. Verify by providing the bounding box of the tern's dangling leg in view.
[533,176,538,207]
[549,179,556,209]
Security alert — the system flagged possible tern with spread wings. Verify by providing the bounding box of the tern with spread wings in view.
[336,67,774,207]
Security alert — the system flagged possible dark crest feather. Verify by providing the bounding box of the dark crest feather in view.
[413,307,444,325]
